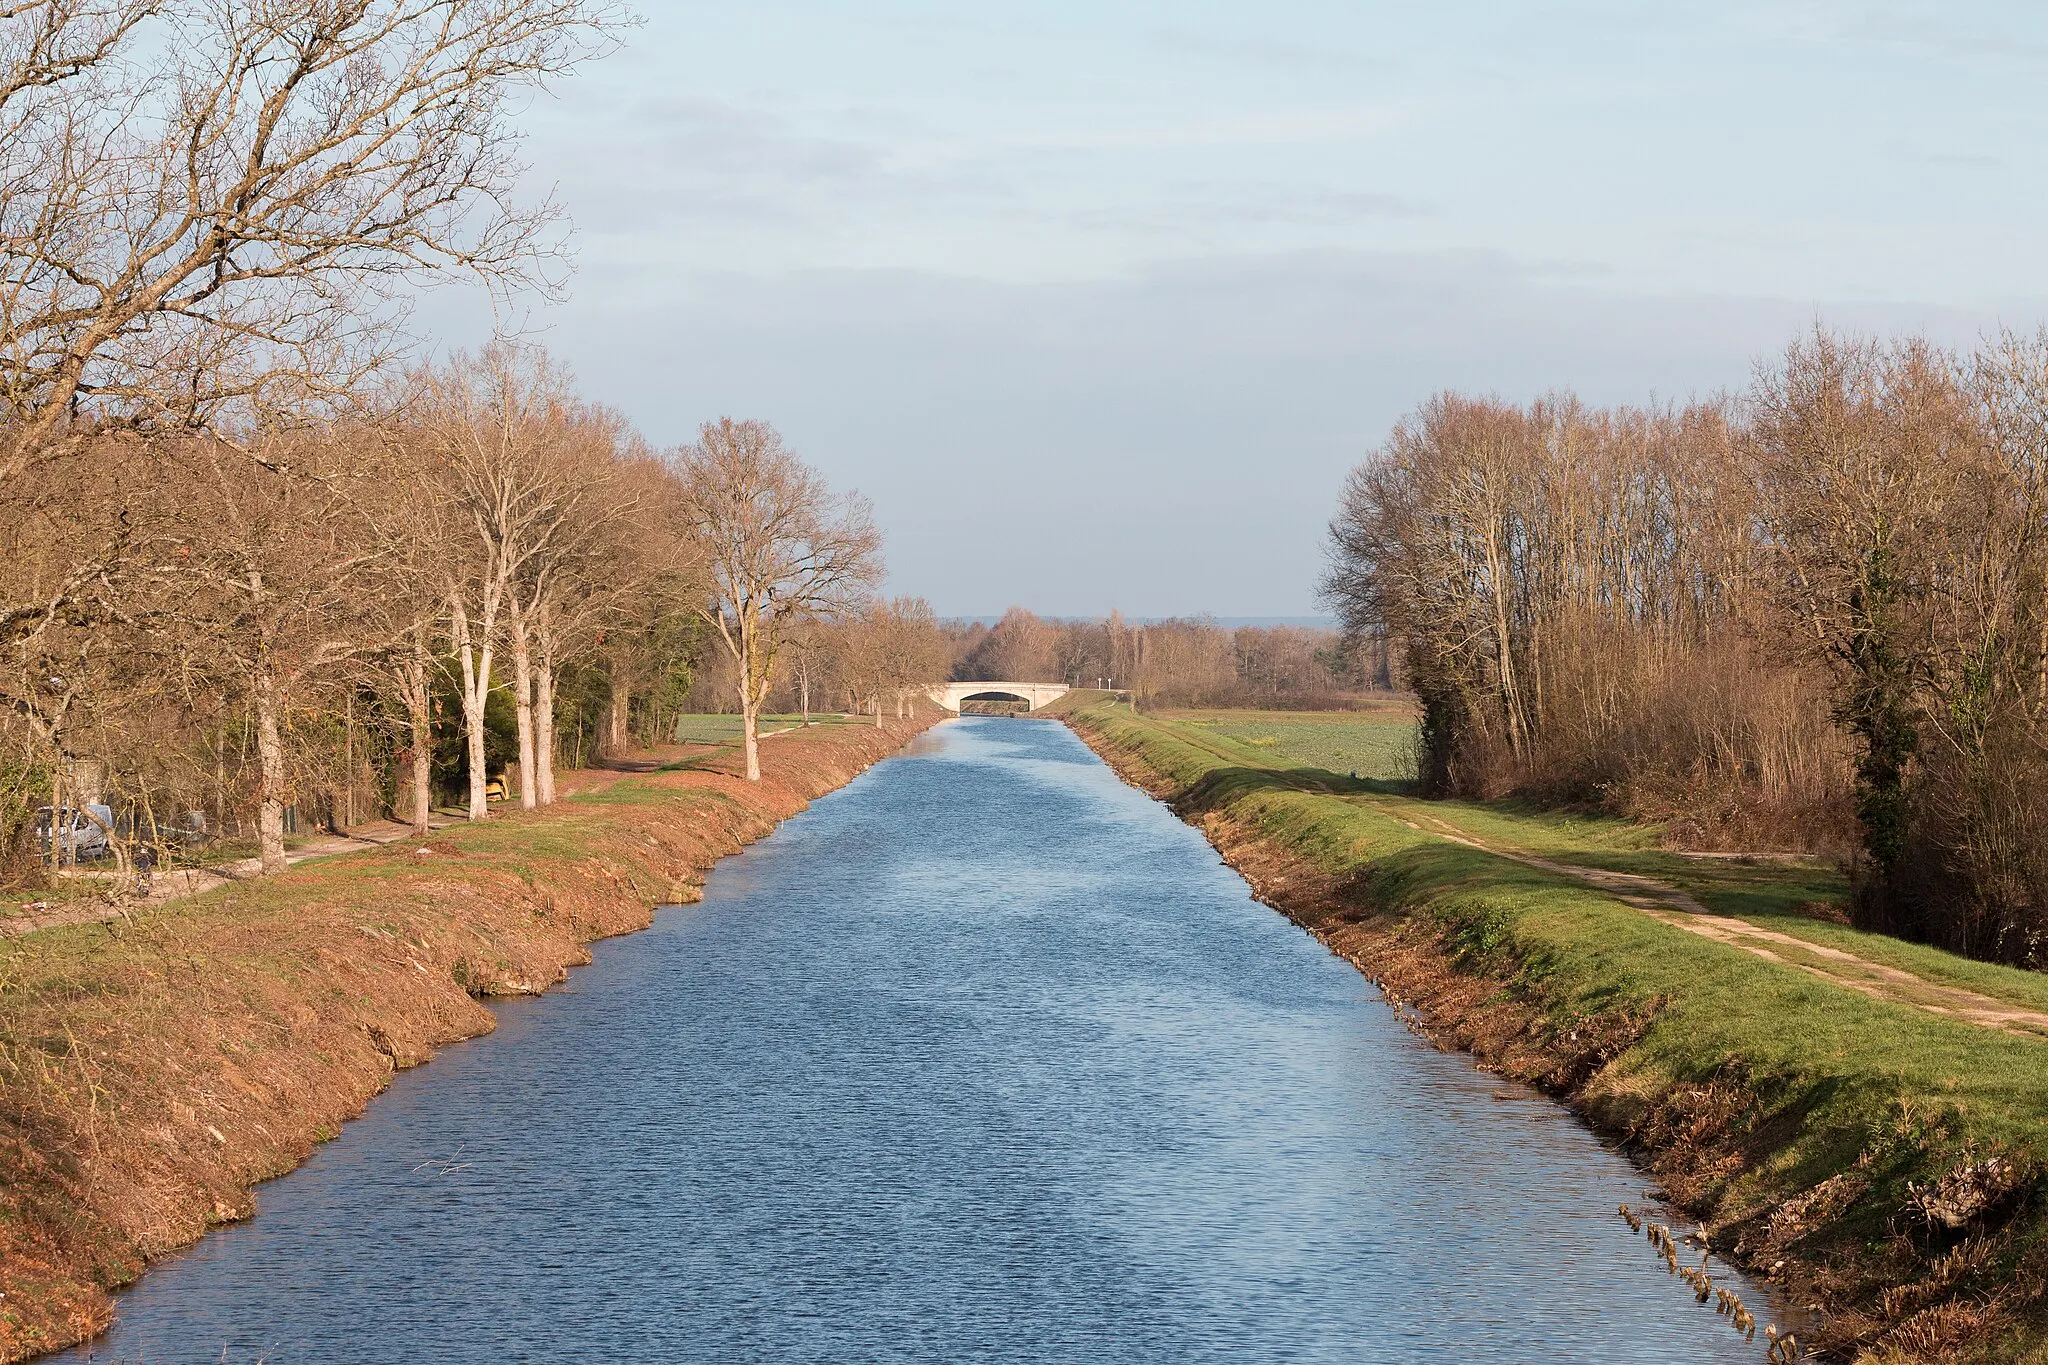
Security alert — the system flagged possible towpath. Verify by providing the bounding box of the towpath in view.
[1133,719,2048,1042]
[3,725,829,938]
[1373,800,2048,1041]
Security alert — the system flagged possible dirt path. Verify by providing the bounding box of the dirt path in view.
[5,818,465,938]
[1376,802,2048,1041]
[3,735,771,939]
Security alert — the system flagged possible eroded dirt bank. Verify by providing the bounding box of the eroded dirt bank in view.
[0,718,931,1362]
[1066,706,2048,1365]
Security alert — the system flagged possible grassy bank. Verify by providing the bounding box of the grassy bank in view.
[1067,700,2048,1364]
[0,716,932,1362]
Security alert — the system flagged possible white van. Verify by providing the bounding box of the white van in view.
[35,804,114,861]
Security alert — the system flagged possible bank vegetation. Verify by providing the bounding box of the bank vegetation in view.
[1073,699,2048,1364]
[0,712,931,1360]
[0,3,957,904]
[1324,329,2048,969]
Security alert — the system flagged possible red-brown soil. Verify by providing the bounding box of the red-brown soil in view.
[0,717,931,1362]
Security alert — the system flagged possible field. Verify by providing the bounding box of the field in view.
[1158,703,1420,783]
[662,713,868,746]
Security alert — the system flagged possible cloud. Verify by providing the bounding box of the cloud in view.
[1766,2,2048,63]
[1068,184,1436,240]
[987,103,1416,155]
[1146,27,1395,78]
[527,95,1012,235]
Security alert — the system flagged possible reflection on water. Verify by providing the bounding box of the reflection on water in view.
[67,718,1768,1363]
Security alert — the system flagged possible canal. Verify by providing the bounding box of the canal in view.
[67,717,1769,1362]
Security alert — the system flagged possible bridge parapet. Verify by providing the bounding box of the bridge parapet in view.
[925,682,1070,714]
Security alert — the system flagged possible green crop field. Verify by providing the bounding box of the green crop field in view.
[1161,706,1420,783]
[664,713,862,746]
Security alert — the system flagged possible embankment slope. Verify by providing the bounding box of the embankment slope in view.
[1068,702,2048,1365]
[0,717,930,1362]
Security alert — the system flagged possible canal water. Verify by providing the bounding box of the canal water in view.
[67,718,1770,1363]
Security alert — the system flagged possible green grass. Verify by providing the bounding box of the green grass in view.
[1161,705,1421,783]
[1347,794,2048,1021]
[1125,706,2048,1028]
[1073,700,2048,1345]
[1018,688,1117,717]
[662,712,865,746]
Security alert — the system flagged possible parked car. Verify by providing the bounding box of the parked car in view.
[165,809,211,849]
[35,804,114,861]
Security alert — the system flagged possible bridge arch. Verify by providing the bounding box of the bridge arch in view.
[924,681,1070,714]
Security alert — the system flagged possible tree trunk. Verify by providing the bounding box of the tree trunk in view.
[1482,515,1527,759]
[342,692,354,832]
[458,629,494,821]
[733,613,764,782]
[741,690,761,781]
[212,734,226,846]
[799,672,810,725]
[608,650,630,752]
[536,658,557,805]
[509,627,537,809]
[253,670,290,876]
[47,767,64,869]
[404,645,433,836]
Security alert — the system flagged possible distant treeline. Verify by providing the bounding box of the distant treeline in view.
[939,609,1391,707]
[1323,328,2048,967]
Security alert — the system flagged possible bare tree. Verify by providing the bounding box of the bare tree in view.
[420,342,579,818]
[353,428,463,836]
[834,601,890,726]
[0,436,143,780]
[1748,333,1974,896]
[672,419,881,780]
[153,432,382,873]
[0,0,630,481]
[500,400,626,809]
[957,606,1059,682]
[780,617,833,726]
[879,596,944,718]
[520,415,692,802]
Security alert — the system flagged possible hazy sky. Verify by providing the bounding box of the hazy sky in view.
[426,1,2048,617]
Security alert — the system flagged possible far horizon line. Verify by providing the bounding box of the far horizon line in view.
[939,613,1339,629]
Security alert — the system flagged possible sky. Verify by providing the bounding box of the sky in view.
[423,1,2048,618]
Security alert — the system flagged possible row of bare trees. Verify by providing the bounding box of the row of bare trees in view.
[1323,327,2048,965]
[690,598,951,729]
[1,0,632,878]
[7,345,688,874]
[4,349,906,881]
[0,3,913,886]
[946,608,1383,705]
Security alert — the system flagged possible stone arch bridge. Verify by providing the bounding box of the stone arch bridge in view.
[925,681,1070,713]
